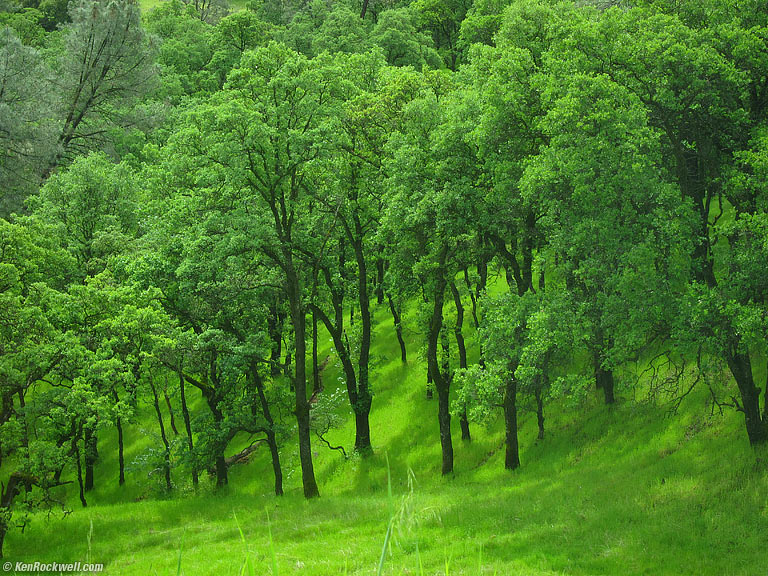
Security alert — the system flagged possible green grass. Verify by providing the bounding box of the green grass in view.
[138,0,249,16]
[5,295,768,574]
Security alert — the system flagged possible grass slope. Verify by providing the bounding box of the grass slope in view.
[6,296,768,575]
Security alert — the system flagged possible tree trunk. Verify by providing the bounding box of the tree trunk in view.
[376,258,385,305]
[595,363,615,405]
[427,260,453,475]
[726,347,767,446]
[0,472,25,558]
[163,385,179,436]
[150,377,172,492]
[178,364,198,488]
[426,367,433,399]
[387,294,407,363]
[74,439,87,507]
[251,364,283,496]
[268,301,284,377]
[353,230,373,455]
[449,281,471,442]
[312,308,320,394]
[503,375,520,470]
[112,390,125,486]
[83,427,97,492]
[205,351,229,488]
[287,264,320,498]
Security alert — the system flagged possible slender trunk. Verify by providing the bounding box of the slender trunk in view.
[449,281,471,442]
[426,367,433,399]
[427,258,453,475]
[287,264,320,499]
[463,268,480,330]
[387,294,407,363]
[150,377,172,492]
[503,374,520,470]
[268,301,284,377]
[74,439,87,507]
[284,352,292,380]
[206,352,229,488]
[112,390,125,486]
[360,0,369,18]
[312,308,320,394]
[163,384,179,436]
[376,258,385,305]
[178,365,198,487]
[83,427,97,492]
[353,231,373,455]
[726,346,767,446]
[535,384,545,440]
[251,364,283,496]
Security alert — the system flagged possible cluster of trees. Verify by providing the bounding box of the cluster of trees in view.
[1,0,767,557]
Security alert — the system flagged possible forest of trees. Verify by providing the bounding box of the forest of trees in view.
[1,0,767,559]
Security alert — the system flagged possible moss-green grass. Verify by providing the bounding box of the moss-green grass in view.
[6,292,768,575]
[139,0,248,16]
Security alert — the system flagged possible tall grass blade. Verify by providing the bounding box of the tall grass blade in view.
[176,530,186,576]
[267,508,278,576]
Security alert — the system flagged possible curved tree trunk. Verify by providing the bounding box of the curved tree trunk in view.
[449,281,471,442]
[150,376,172,492]
[251,363,283,496]
[178,364,198,488]
[387,295,407,363]
[427,257,453,475]
[726,346,767,446]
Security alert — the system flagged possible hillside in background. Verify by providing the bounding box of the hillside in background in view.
[2,0,768,572]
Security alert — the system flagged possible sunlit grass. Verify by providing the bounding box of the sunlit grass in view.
[5,294,768,574]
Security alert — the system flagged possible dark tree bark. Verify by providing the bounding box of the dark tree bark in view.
[426,366,433,399]
[351,223,373,454]
[250,364,283,496]
[268,300,284,377]
[83,427,97,492]
[286,260,320,498]
[0,472,24,557]
[150,376,172,492]
[426,257,453,475]
[178,364,198,488]
[387,294,407,363]
[312,308,320,394]
[376,258,385,304]
[449,281,471,442]
[726,346,768,446]
[594,354,615,405]
[535,384,545,440]
[503,373,520,470]
[74,439,87,507]
[112,390,125,486]
[360,0,369,19]
[163,385,179,436]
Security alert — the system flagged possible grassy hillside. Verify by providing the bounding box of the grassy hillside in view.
[5,294,768,575]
